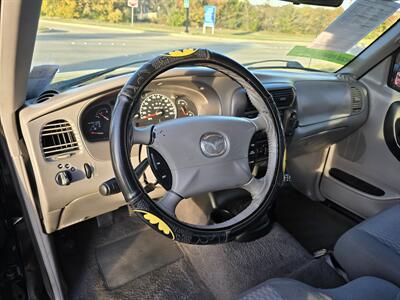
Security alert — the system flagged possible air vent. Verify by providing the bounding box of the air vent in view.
[336,73,357,82]
[350,86,363,112]
[243,100,258,118]
[35,90,59,103]
[269,88,295,107]
[243,87,295,117]
[40,120,79,160]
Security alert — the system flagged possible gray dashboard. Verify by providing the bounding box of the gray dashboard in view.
[19,67,368,233]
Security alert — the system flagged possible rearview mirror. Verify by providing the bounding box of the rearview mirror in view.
[282,0,343,7]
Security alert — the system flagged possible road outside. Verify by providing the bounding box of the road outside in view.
[33,20,311,81]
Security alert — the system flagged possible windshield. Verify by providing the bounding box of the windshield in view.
[32,0,400,85]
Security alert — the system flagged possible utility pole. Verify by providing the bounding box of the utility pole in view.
[184,0,189,33]
[185,7,189,33]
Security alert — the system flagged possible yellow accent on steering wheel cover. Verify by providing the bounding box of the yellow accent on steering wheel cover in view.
[133,210,175,240]
[164,48,198,57]
[283,148,287,173]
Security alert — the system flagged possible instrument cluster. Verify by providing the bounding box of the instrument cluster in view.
[135,93,197,127]
[80,92,198,142]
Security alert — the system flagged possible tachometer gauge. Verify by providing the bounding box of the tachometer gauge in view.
[139,94,177,125]
[176,97,197,118]
[81,104,112,142]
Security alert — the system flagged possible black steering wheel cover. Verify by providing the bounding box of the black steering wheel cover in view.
[110,49,285,244]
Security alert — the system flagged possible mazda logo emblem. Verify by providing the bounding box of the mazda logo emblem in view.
[200,133,227,157]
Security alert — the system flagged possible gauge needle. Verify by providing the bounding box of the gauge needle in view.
[98,112,110,121]
[180,106,188,116]
[142,111,163,119]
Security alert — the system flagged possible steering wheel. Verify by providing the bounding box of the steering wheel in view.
[110,49,285,244]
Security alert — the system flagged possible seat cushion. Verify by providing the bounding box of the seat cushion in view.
[334,204,400,286]
[238,276,400,300]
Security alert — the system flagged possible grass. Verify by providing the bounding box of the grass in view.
[40,17,315,44]
[288,46,354,65]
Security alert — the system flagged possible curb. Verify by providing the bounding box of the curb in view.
[40,19,144,34]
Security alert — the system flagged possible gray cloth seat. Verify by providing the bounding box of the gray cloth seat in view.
[238,276,400,300]
[239,204,400,299]
[334,204,400,286]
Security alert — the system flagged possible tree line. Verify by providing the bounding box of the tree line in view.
[42,0,376,37]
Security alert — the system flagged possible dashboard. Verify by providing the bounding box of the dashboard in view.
[19,67,369,234]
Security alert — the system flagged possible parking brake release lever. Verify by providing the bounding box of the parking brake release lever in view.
[99,159,149,196]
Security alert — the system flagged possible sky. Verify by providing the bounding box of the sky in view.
[249,0,352,8]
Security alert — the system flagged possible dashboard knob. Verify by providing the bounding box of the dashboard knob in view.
[55,171,72,186]
[84,163,93,179]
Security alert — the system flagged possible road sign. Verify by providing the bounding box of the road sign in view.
[127,0,139,8]
[184,0,190,9]
[203,5,216,34]
[204,5,216,27]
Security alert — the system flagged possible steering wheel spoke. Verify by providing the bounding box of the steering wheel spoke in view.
[156,190,183,217]
[242,172,274,204]
[129,124,153,147]
[247,114,273,133]
[241,176,264,199]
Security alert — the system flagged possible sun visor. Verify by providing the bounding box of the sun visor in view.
[310,0,400,53]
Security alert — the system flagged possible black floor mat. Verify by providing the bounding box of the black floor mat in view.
[56,209,213,300]
[274,187,357,252]
[95,229,183,289]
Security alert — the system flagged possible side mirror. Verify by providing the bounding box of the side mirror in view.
[282,0,343,7]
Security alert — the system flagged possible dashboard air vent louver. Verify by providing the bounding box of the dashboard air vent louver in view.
[243,87,295,117]
[336,73,357,82]
[268,88,294,107]
[350,86,363,112]
[41,120,79,160]
[35,90,59,104]
[243,100,258,118]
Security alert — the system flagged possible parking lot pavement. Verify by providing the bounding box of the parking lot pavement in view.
[33,20,301,75]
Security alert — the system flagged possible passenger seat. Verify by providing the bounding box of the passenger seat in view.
[334,204,400,286]
[238,204,400,299]
[239,276,399,300]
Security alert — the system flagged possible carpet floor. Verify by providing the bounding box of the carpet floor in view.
[55,200,345,300]
[274,187,358,252]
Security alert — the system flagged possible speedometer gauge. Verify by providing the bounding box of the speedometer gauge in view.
[139,94,177,125]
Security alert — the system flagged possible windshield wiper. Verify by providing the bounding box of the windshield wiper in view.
[50,59,149,91]
[243,59,304,68]
[244,59,323,72]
